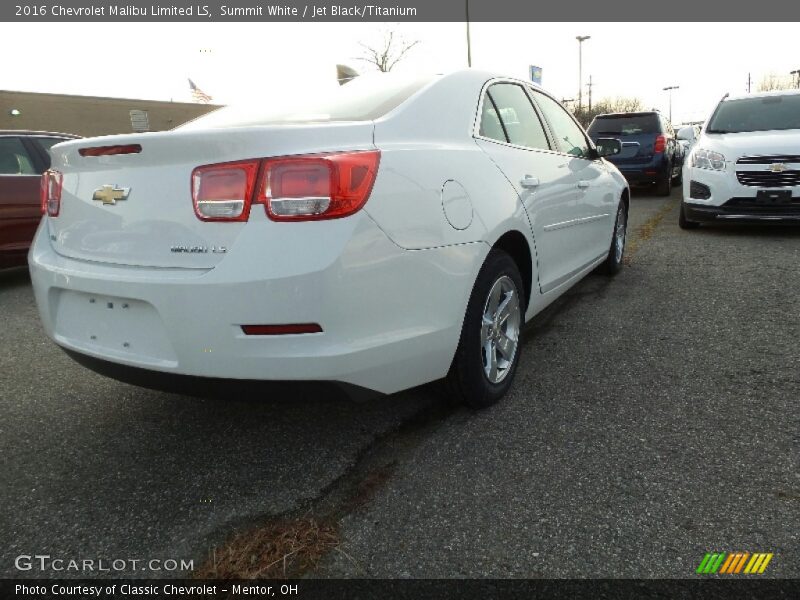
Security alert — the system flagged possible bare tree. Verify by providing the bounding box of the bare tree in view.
[572,96,645,128]
[356,29,420,73]
[757,73,795,92]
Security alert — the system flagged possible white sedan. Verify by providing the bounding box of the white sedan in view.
[31,70,629,407]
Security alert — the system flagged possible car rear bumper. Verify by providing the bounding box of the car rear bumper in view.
[613,159,671,185]
[28,216,485,395]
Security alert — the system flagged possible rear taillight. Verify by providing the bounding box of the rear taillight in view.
[190,151,380,223]
[654,135,667,153]
[191,160,259,221]
[40,170,63,217]
[257,151,380,221]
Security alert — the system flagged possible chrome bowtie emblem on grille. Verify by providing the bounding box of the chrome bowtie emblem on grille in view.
[769,163,788,173]
[92,185,130,205]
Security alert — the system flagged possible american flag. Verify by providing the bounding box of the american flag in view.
[188,79,212,103]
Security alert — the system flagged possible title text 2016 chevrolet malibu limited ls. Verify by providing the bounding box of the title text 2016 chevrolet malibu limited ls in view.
[29,70,629,408]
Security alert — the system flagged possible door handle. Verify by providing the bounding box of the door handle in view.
[520,176,540,188]
[577,180,590,189]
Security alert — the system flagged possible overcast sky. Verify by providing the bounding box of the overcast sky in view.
[2,21,797,124]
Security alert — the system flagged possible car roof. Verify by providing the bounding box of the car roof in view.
[0,129,81,138]
[724,89,800,102]
[593,111,660,118]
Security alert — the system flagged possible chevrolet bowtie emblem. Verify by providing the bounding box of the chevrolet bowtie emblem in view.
[769,163,788,173]
[92,185,130,205]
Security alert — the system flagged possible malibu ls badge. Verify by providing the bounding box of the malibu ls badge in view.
[92,185,130,205]
[170,245,227,254]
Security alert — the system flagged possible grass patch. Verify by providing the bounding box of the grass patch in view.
[624,198,677,265]
[194,516,339,579]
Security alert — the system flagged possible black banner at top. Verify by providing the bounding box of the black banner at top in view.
[1,0,799,22]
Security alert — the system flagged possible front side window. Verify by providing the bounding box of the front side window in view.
[478,83,550,151]
[532,92,591,158]
[0,137,37,175]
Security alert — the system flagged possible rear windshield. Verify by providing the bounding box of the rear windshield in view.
[706,94,800,133]
[179,74,437,129]
[588,114,660,136]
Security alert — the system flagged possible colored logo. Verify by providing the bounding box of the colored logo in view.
[696,552,774,575]
[92,185,130,205]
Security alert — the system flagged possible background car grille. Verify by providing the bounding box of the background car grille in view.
[736,171,800,187]
[736,155,800,187]
[736,155,800,165]
[723,197,800,214]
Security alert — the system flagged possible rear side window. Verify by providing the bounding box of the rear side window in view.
[532,91,591,158]
[479,83,550,151]
[588,114,660,136]
[0,137,37,175]
[31,137,71,169]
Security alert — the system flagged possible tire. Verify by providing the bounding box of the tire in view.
[599,200,628,275]
[673,165,683,186]
[678,201,700,230]
[445,249,524,409]
[657,165,672,196]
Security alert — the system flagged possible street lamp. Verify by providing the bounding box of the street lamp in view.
[466,0,472,67]
[663,85,679,123]
[576,36,591,112]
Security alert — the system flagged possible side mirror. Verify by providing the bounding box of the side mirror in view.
[595,137,622,158]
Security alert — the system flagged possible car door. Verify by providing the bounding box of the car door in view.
[528,89,617,277]
[0,136,44,264]
[473,81,580,293]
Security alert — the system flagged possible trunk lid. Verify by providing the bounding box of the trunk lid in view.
[47,123,375,268]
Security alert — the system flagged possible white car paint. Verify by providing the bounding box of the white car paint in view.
[29,70,629,397]
[682,89,800,223]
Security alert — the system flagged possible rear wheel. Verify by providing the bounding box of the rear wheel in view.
[678,201,700,229]
[672,164,683,186]
[446,249,524,409]
[600,200,628,275]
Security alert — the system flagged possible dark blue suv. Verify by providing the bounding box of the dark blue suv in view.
[587,111,683,196]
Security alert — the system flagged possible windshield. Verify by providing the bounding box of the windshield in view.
[707,94,800,133]
[179,74,437,129]
[587,114,659,136]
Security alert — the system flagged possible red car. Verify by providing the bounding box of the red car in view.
[0,130,79,268]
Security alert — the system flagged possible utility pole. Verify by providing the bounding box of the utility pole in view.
[587,75,594,112]
[576,36,590,112]
[747,72,751,93]
[465,1,472,67]
[663,85,679,123]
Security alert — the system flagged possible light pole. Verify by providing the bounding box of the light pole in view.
[576,36,590,112]
[466,1,472,67]
[663,85,679,123]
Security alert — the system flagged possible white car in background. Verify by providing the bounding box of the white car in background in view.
[681,89,800,228]
[676,124,701,157]
[31,70,629,408]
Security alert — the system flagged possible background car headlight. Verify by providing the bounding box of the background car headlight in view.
[691,148,726,171]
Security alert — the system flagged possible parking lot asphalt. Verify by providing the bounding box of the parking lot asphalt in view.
[1,185,797,578]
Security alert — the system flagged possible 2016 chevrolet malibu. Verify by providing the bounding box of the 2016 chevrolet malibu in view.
[30,70,629,408]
